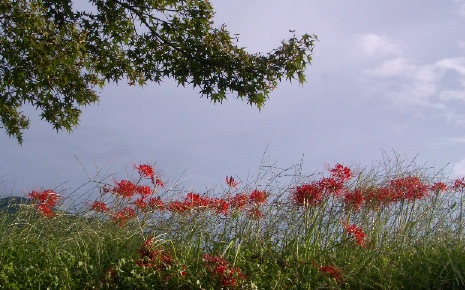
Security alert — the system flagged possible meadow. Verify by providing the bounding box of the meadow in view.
[1,155,465,289]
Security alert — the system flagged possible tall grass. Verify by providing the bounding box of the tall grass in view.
[1,154,465,289]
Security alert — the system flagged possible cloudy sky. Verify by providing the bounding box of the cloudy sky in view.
[2,0,465,199]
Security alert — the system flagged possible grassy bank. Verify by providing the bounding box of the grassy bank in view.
[1,156,465,289]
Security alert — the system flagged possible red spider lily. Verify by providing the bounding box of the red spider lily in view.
[211,198,229,215]
[247,207,263,220]
[135,164,155,179]
[29,189,58,207]
[133,198,148,210]
[431,182,447,193]
[344,189,365,211]
[453,178,465,191]
[36,204,55,217]
[111,207,136,226]
[229,193,248,210]
[317,264,343,282]
[137,248,173,269]
[329,163,352,182]
[366,186,395,207]
[249,189,268,205]
[90,201,109,212]
[167,201,190,213]
[203,254,245,288]
[137,185,153,196]
[184,193,211,209]
[226,176,240,189]
[292,182,324,207]
[343,223,366,247]
[155,177,164,188]
[112,180,138,198]
[319,177,345,195]
[390,176,428,201]
[148,197,165,210]
[29,189,59,217]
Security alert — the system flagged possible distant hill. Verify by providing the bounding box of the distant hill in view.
[0,196,31,214]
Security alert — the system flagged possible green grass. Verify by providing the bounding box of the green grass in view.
[1,155,465,289]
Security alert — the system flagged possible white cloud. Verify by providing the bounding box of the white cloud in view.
[453,157,465,177]
[358,33,402,58]
[367,57,465,112]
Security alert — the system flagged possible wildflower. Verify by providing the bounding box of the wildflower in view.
[148,197,165,210]
[29,189,58,207]
[203,254,245,288]
[133,198,147,210]
[136,185,153,196]
[226,176,239,189]
[292,183,324,207]
[90,201,109,212]
[184,192,211,209]
[329,163,352,182]
[319,177,345,195]
[211,198,229,215]
[343,223,366,247]
[390,176,428,201]
[249,189,268,205]
[155,177,164,188]
[453,177,465,191]
[344,189,364,211]
[111,207,136,226]
[167,201,190,213]
[229,193,248,210]
[247,207,263,220]
[317,264,343,282]
[431,182,447,193]
[135,164,154,179]
[29,189,58,217]
[112,180,138,198]
[36,204,55,217]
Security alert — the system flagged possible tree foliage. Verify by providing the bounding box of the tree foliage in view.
[0,0,317,143]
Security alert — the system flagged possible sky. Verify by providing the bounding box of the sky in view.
[1,0,465,201]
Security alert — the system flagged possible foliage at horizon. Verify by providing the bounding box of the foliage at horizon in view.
[0,0,317,143]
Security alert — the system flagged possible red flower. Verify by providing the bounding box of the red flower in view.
[111,207,136,226]
[344,189,365,211]
[167,201,190,213]
[155,177,164,188]
[247,207,263,220]
[390,176,428,201]
[148,197,165,210]
[184,193,211,209]
[135,164,154,179]
[37,204,55,217]
[29,189,58,207]
[319,177,345,195]
[343,223,366,247]
[226,176,239,189]
[90,201,109,212]
[453,178,465,191]
[112,180,138,198]
[249,189,268,205]
[431,182,447,193]
[292,183,324,207]
[137,185,153,196]
[317,264,342,282]
[133,198,147,209]
[211,198,229,215]
[329,163,352,182]
[203,254,245,287]
[29,189,59,217]
[229,193,248,210]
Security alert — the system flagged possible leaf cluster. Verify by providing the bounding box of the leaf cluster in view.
[0,0,317,143]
